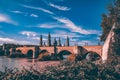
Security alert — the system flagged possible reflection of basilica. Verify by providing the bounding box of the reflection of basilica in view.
[39,33,70,47]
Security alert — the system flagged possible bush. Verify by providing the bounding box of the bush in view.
[0,56,120,80]
[9,53,27,58]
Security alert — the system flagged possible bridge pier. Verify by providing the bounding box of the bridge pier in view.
[32,51,35,59]
[10,48,16,55]
[15,45,103,60]
[73,46,79,54]
[34,46,40,58]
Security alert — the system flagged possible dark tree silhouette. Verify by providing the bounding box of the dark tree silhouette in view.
[27,50,33,58]
[101,0,120,56]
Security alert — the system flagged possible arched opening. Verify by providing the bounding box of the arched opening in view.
[37,49,49,58]
[27,50,33,58]
[40,49,48,54]
[39,50,48,54]
[58,50,72,60]
[16,49,22,54]
[37,50,50,61]
[83,51,101,61]
[10,49,26,58]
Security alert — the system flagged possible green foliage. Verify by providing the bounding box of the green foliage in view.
[100,14,113,41]
[0,57,120,80]
[9,54,27,58]
[101,0,120,56]
[100,0,120,41]
[38,53,60,61]
[112,27,120,56]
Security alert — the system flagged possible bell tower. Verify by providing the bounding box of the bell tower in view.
[66,36,69,46]
[39,34,43,46]
[48,32,51,46]
[58,37,61,46]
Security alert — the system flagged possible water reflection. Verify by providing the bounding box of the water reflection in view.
[0,56,59,71]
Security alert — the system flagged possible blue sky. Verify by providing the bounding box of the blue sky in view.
[0,0,113,46]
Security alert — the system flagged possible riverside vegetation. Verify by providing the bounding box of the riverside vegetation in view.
[0,55,120,80]
[0,0,120,79]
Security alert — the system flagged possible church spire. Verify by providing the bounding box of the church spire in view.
[58,37,61,46]
[40,34,43,46]
[66,36,69,46]
[48,32,51,46]
[53,38,57,46]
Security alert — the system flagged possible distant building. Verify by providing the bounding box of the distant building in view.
[58,37,62,46]
[66,36,69,46]
[40,33,70,47]
[47,32,51,46]
[39,34,43,46]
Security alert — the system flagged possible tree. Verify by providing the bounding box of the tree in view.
[112,23,120,56]
[101,0,120,56]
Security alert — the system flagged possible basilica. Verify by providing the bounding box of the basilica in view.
[39,33,70,47]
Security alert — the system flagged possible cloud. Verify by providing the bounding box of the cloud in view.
[22,5,54,15]
[37,22,64,28]
[30,14,39,18]
[37,22,100,35]
[32,36,47,41]
[10,10,28,16]
[19,31,48,44]
[0,37,14,42]
[70,38,77,42]
[49,3,70,11]
[20,31,37,37]
[0,37,31,45]
[40,30,82,40]
[53,17,100,35]
[10,10,39,18]
[10,10,23,14]
[96,36,100,40]
[53,30,82,38]
[76,40,94,46]
[0,14,18,25]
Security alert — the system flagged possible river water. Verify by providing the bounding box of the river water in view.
[0,56,59,71]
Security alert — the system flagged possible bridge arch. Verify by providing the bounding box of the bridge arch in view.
[36,49,49,57]
[83,51,101,61]
[39,49,49,54]
[58,50,72,60]
[16,49,22,53]
[27,49,33,58]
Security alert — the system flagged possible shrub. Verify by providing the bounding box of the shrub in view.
[0,56,120,80]
[9,53,27,58]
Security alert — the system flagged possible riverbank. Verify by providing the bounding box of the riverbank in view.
[0,60,120,80]
[0,56,120,80]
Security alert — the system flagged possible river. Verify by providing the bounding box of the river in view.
[0,56,60,71]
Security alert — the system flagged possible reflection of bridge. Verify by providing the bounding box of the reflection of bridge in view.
[10,45,102,58]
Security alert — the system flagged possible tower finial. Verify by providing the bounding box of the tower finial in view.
[40,34,43,46]
[58,37,61,46]
[48,32,51,46]
[53,37,57,46]
[66,36,69,46]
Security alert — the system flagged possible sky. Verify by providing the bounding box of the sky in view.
[0,0,113,46]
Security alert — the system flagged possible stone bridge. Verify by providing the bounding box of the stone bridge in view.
[10,45,102,58]
[82,46,102,56]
